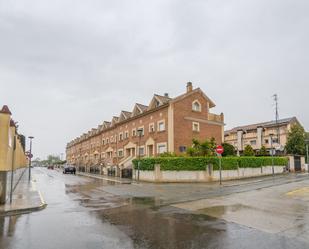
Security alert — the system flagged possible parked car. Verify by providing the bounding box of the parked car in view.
[63,165,76,174]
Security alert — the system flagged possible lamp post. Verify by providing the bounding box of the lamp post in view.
[137,128,143,181]
[28,136,34,181]
[269,133,274,177]
[305,139,309,172]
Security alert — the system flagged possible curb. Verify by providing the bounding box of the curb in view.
[76,172,133,184]
[0,202,47,217]
[0,179,48,217]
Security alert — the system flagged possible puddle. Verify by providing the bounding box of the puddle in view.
[198,204,251,218]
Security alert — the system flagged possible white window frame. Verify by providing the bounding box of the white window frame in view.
[192,122,200,132]
[192,100,202,112]
[138,146,145,156]
[157,142,167,154]
[118,149,124,157]
[125,131,129,139]
[132,128,136,137]
[157,120,165,132]
[119,132,123,141]
[138,126,145,136]
[149,123,155,133]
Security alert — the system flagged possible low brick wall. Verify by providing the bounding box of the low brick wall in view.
[134,165,286,183]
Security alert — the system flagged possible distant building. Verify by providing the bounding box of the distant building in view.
[66,82,224,175]
[224,117,301,154]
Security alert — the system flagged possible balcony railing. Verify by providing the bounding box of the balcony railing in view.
[208,113,223,123]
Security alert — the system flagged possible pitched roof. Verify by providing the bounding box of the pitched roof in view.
[136,103,148,112]
[119,110,132,121]
[225,117,297,134]
[170,88,216,108]
[0,105,12,115]
[154,94,171,104]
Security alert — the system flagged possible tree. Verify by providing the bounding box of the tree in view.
[222,143,236,156]
[258,146,268,156]
[285,124,306,155]
[243,145,255,156]
[186,138,217,157]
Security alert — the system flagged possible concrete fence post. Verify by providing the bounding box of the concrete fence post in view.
[207,164,213,177]
[154,164,161,182]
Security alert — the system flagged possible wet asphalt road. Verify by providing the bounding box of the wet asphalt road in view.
[0,168,308,249]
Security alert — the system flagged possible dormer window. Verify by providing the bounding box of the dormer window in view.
[155,100,160,107]
[192,100,201,112]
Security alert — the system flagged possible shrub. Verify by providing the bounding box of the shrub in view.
[243,145,255,156]
[221,157,239,170]
[222,143,236,157]
[133,156,288,171]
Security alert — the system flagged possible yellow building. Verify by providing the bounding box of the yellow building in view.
[0,105,28,204]
[224,117,300,154]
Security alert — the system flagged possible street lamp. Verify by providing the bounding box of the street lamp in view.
[137,128,143,181]
[28,136,34,181]
[269,133,274,177]
[305,139,309,172]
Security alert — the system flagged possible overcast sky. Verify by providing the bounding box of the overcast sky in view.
[0,0,308,159]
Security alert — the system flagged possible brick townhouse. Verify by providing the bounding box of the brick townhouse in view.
[66,82,224,175]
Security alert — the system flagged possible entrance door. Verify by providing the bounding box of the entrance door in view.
[148,145,154,157]
[294,156,301,172]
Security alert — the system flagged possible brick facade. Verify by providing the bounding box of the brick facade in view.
[66,83,224,173]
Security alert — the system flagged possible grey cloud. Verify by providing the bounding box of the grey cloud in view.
[0,0,308,158]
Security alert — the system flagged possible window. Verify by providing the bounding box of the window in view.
[106,138,109,144]
[272,138,279,144]
[157,143,167,154]
[192,122,200,132]
[138,147,145,156]
[102,139,105,145]
[132,128,136,137]
[192,100,201,112]
[118,150,123,157]
[157,120,165,131]
[149,123,155,133]
[250,140,256,145]
[179,146,186,153]
[137,127,144,136]
[119,133,123,141]
[264,139,269,144]
[125,131,129,139]
[155,100,160,107]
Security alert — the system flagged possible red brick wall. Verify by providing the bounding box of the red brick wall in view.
[173,91,223,154]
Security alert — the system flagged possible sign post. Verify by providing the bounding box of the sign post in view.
[216,145,224,185]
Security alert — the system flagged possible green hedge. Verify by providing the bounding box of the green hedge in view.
[132,156,288,171]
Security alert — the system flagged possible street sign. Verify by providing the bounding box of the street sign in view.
[216,145,224,155]
[216,145,224,185]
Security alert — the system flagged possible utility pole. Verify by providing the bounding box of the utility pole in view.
[273,94,280,144]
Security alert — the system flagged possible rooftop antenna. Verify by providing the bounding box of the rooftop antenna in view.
[273,94,280,144]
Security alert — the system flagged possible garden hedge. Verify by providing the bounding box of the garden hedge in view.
[132,156,288,171]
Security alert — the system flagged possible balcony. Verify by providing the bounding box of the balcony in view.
[208,113,224,123]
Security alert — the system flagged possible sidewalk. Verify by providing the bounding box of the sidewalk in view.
[0,169,47,216]
[76,171,133,184]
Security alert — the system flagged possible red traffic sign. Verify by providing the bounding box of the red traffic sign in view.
[216,145,224,155]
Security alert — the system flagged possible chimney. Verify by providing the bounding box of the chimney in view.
[164,93,169,97]
[186,82,193,93]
